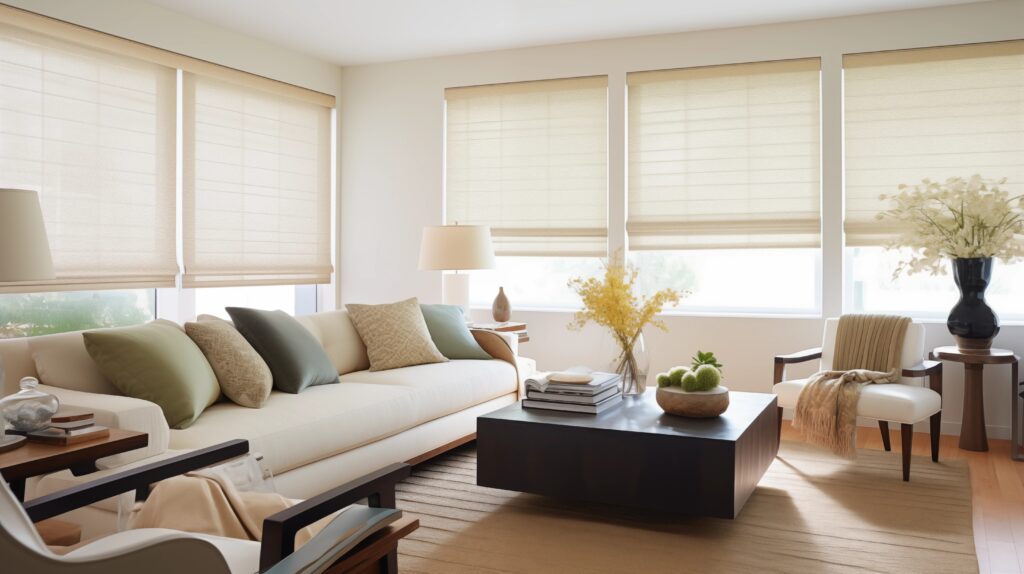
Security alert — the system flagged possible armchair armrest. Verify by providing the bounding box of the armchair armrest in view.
[774,347,822,365]
[38,384,170,469]
[902,360,942,378]
[23,440,249,523]
[773,347,822,386]
[259,462,411,572]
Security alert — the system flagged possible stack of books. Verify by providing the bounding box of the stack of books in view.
[27,411,109,445]
[523,371,623,414]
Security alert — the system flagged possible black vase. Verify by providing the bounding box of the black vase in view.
[947,257,999,351]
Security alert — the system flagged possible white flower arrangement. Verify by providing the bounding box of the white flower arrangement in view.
[878,175,1024,277]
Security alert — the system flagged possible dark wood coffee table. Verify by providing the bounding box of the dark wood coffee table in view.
[477,390,778,519]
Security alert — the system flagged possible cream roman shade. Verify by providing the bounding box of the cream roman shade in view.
[445,76,608,256]
[0,22,177,292]
[182,73,333,287]
[844,41,1024,246]
[627,59,821,250]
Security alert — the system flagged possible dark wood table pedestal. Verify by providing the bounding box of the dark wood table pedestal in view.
[932,346,1019,453]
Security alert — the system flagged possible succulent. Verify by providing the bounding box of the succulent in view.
[680,371,700,391]
[656,372,672,388]
[686,364,722,392]
[668,366,689,387]
[691,350,723,373]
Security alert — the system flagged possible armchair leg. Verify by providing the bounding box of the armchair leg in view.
[930,412,941,463]
[878,421,891,451]
[901,424,913,482]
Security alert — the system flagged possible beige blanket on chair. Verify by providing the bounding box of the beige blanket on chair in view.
[127,471,331,547]
[793,314,911,457]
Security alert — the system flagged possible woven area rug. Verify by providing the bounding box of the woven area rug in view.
[396,441,976,574]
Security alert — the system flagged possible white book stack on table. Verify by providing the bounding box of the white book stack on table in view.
[522,369,623,414]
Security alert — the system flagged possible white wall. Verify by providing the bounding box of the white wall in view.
[338,0,1024,439]
[4,0,345,307]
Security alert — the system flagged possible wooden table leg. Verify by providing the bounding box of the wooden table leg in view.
[1013,361,1022,461]
[959,363,988,451]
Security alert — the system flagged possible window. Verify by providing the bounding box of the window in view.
[446,76,609,308]
[182,74,334,288]
[626,59,822,313]
[468,256,604,309]
[193,285,305,319]
[0,290,155,338]
[0,21,177,292]
[844,41,1024,317]
[629,249,820,314]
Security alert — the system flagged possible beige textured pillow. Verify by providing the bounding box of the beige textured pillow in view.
[184,320,273,408]
[345,298,448,371]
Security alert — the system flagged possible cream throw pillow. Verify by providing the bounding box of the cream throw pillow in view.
[345,298,448,371]
[185,319,273,408]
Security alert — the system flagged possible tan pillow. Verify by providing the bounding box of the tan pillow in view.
[345,298,448,372]
[184,320,273,408]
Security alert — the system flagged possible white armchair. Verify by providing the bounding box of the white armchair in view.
[773,318,943,481]
[2,440,415,574]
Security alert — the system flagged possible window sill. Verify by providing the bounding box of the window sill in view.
[470,305,821,320]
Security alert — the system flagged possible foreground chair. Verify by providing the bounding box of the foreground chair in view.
[1,440,416,573]
[773,318,943,481]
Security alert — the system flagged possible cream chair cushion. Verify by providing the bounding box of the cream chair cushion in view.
[775,378,941,424]
[64,529,257,574]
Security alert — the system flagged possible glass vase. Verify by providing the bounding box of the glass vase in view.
[611,332,649,395]
[1,377,60,433]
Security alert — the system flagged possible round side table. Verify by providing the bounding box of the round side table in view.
[932,346,1019,452]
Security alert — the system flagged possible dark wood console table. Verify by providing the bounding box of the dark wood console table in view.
[932,346,1019,453]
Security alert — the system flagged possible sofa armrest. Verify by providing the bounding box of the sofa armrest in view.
[38,384,170,469]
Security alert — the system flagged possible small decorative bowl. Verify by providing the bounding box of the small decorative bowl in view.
[656,386,729,418]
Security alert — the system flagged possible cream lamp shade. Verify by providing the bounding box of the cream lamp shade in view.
[0,189,54,282]
[418,225,496,271]
[418,225,495,313]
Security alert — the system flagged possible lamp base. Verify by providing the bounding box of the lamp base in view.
[442,273,471,317]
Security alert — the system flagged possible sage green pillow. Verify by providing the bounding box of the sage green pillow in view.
[83,320,220,429]
[420,304,492,360]
[226,307,338,394]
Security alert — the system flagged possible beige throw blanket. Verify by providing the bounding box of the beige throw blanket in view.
[793,314,911,457]
[127,470,332,547]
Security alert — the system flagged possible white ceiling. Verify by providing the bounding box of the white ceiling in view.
[145,0,985,66]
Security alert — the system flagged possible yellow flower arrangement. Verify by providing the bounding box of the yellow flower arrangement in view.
[568,256,683,393]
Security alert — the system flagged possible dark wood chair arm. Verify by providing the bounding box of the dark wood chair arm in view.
[902,360,942,378]
[259,462,411,572]
[774,347,822,365]
[23,439,249,523]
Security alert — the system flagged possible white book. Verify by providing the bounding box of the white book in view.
[525,369,621,395]
[522,393,623,414]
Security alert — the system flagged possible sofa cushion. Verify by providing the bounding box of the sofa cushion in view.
[226,307,337,394]
[420,304,492,360]
[170,383,418,474]
[295,310,370,375]
[346,298,447,371]
[774,379,941,424]
[30,331,120,395]
[83,320,220,429]
[185,320,273,408]
[171,360,519,475]
[339,360,517,424]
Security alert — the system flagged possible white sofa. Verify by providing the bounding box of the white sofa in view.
[0,310,534,537]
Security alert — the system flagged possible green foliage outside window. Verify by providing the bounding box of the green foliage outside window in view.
[0,290,154,338]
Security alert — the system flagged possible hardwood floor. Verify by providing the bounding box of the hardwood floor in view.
[781,421,1024,574]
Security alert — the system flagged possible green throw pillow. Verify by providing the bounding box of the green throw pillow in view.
[83,320,220,429]
[226,307,338,394]
[420,304,493,360]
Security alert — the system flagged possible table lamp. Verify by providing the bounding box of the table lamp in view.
[0,189,55,452]
[418,225,495,315]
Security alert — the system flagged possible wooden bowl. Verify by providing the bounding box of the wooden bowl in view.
[656,386,729,418]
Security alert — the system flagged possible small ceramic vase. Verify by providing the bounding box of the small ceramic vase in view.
[492,287,511,322]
